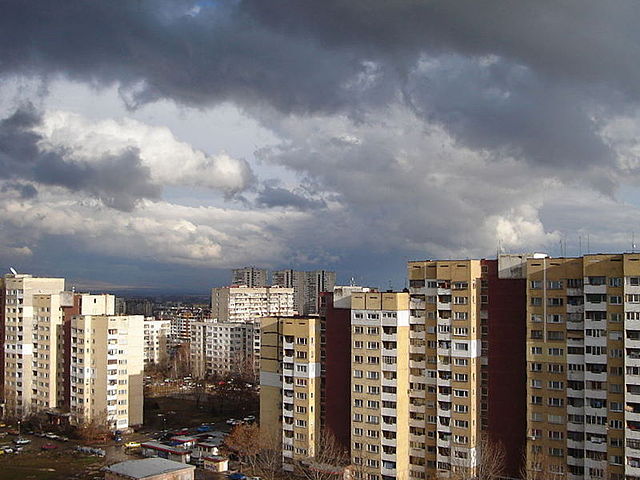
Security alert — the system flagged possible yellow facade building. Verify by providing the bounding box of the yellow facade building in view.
[525,253,640,480]
[260,315,321,472]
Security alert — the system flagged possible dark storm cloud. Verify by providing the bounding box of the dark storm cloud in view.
[1,182,38,199]
[1,0,637,179]
[0,105,161,210]
[256,184,326,211]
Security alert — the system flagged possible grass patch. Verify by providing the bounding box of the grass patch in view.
[0,451,103,480]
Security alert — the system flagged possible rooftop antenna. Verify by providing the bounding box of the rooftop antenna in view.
[579,235,582,256]
[9,267,17,275]
[350,276,356,287]
[587,234,590,254]
[633,232,637,253]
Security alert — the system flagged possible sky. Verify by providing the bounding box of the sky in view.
[2,1,640,293]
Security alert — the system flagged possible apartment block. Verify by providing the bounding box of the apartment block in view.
[260,315,322,472]
[1,273,66,418]
[523,253,640,480]
[232,267,269,288]
[350,291,411,480]
[211,286,294,323]
[407,260,484,479]
[320,286,374,450]
[273,269,336,315]
[69,314,144,430]
[190,320,255,378]
[143,318,170,365]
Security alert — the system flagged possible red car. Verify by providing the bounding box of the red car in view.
[41,443,58,450]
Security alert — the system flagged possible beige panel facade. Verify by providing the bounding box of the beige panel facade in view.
[350,291,411,480]
[405,261,483,479]
[2,274,65,418]
[69,315,144,430]
[259,315,322,472]
[525,254,640,480]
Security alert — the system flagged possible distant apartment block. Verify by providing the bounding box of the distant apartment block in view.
[190,320,257,379]
[210,286,294,323]
[124,298,153,317]
[232,267,269,288]
[273,269,336,315]
[143,318,171,365]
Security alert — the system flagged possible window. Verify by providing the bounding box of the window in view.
[530,280,542,289]
[547,314,564,324]
[609,277,623,287]
[530,363,542,372]
[610,295,623,305]
[531,297,542,306]
[548,397,564,407]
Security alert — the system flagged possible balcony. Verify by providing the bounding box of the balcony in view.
[410,299,427,310]
[566,304,584,314]
[584,284,607,294]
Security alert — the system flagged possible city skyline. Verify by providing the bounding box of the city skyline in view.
[2,2,640,291]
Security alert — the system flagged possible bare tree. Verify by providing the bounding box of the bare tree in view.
[224,423,283,480]
[475,434,506,480]
[520,444,561,480]
[294,429,351,480]
[73,410,110,441]
[448,435,505,480]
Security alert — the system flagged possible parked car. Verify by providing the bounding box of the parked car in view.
[41,443,58,450]
[196,425,212,433]
[124,442,141,449]
[13,437,30,445]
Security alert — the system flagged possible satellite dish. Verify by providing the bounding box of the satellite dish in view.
[9,267,17,275]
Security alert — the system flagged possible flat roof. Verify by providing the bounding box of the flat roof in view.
[141,441,191,454]
[104,458,194,479]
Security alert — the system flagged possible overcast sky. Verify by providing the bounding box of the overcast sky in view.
[2,1,640,293]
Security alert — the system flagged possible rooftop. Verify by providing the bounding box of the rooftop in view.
[104,458,194,479]
[140,441,191,454]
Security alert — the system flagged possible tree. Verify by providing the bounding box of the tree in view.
[224,423,283,480]
[475,434,506,480]
[73,410,110,441]
[294,429,351,480]
[520,443,565,480]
